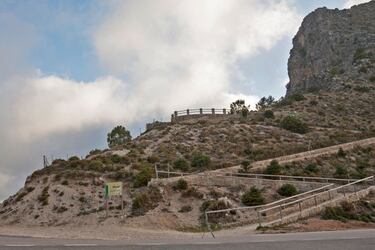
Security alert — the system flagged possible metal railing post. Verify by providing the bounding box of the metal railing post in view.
[155,164,159,179]
[257,210,262,227]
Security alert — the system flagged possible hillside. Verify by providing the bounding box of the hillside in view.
[0,1,374,231]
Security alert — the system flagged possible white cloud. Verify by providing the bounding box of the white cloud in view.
[95,0,301,115]
[343,0,370,8]
[0,0,302,200]
[10,73,128,141]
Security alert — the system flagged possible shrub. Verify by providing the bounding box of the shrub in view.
[288,93,305,101]
[322,206,347,222]
[61,180,69,185]
[38,186,50,206]
[174,158,190,172]
[182,187,204,199]
[334,165,348,178]
[240,160,251,172]
[133,165,154,188]
[337,148,346,158]
[263,110,274,119]
[111,154,122,164]
[309,100,318,106]
[131,187,161,215]
[147,155,159,164]
[280,116,309,134]
[277,184,298,197]
[241,187,265,206]
[68,156,80,161]
[191,153,211,169]
[265,160,282,175]
[56,206,68,213]
[174,179,188,190]
[304,163,319,174]
[200,200,230,212]
[370,75,375,83]
[179,205,192,213]
[88,160,104,172]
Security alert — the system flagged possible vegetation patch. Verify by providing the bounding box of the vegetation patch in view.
[241,186,265,206]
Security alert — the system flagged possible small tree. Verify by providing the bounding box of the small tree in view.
[241,187,265,206]
[256,96,275,110]
[107,125,132,148]
[230,100,250,117]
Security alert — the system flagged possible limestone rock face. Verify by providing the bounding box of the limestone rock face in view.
[286,1,375,95]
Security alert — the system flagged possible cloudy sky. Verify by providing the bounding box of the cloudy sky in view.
[0,0,370,200]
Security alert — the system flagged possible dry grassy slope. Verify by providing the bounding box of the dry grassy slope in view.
[1,88,375,228]
[135,89,375,170]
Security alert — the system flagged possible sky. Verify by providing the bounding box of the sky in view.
[0,0,370,201]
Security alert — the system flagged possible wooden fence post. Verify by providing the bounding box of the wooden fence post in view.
[212,108,215,114]
[187,109,190,115]
[200,108,203,114]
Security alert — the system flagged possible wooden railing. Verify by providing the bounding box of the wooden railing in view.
[171,108,230,122]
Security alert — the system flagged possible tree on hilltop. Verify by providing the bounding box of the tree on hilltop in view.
[230,99,250,117]
[107,125,132,148]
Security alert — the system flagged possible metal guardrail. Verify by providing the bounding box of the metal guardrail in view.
[204,184,334,230]
[228,172,359,184]
[154,166,361,185]
[257,176,375,227]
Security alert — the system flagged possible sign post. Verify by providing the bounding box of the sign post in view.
[104,182,123,218]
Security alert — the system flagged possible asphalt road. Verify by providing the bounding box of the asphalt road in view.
[0,229,374,249]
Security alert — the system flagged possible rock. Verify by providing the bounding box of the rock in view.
[286,1,375,95]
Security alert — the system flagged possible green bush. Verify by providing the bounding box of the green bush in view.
[241,187,265,206]
[200,200,230,212]
[174,179,188,190]
[182,187,204,199]
[131,187,161,216]
[37,186,50,206]
[133,165,154,188]
[334,165,348,178]
[277,184,298,197]
[179,205,192,213]
[265,160,282,175]
[322,206,347,222]
[147,155,160,164]
[111,154,122,163]
[288,93,305,101]
[280,116,309,134]
[240,160,251,172]
[191,153,211,169]
[68,156,80,161]
[61,180,69,185]
[309,100,318,106]
[88,160,104,172]
[337,148,346,158]
[370,75,375,83]
[304,163,319,174]
[263,110,274,119]
[174,158,190,172]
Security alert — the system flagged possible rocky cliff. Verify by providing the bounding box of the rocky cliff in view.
[287,1,375,95]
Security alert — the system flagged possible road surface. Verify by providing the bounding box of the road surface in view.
[0,229,374,249]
